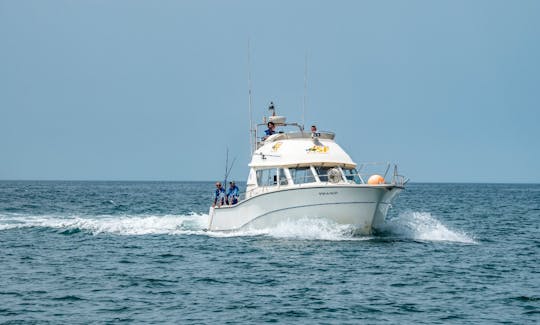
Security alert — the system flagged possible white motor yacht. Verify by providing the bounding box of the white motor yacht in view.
[208,105,407,235]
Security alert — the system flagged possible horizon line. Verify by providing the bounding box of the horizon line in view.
[0,179,539,185]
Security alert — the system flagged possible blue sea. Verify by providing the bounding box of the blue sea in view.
[0,181,538,324]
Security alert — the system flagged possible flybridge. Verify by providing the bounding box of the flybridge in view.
[253,102,335,149]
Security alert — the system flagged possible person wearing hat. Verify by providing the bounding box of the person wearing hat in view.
[226,181,240,205]
[213,182,225,208]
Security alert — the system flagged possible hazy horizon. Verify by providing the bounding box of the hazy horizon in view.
[1,179,538,185]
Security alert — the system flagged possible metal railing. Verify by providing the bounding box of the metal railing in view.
[357,162,409,186]
[215,163,408,208]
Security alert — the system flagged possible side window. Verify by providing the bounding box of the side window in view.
[290,167,316,184]
[343,168,362,184]
[278,168,288,185]
[314,166,345,183]
[256,169,278,186]
[314,167,330,182]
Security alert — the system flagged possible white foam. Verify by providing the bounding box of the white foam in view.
[205,217,365,241]
[0,213,366,241]
[380,211,476,244]
[0,211,475,243]
[0,213,209,235]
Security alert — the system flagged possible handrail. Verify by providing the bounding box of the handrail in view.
[357,162,407,186]
[214,162,407,209]
[254,122,336,149]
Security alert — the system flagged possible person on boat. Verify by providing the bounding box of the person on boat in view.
[263,121,276,140]
[226,181,239,205]
[213,182,226,208]
[311,125,320,137]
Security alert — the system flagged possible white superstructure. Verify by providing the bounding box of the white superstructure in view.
[208,106,406,234]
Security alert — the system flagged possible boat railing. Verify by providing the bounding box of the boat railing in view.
[392,174,408,186]
[390,164,409,186]
[220,189,253,207]
[217,169,407,209]
[357,162,408,186]
[226,181,311,206]
[216,185,284,208]
[254,121,336,149]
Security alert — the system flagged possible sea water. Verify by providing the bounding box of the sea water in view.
[0,181,538,324]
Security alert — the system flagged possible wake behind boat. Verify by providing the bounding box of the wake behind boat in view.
[208,104,407,234]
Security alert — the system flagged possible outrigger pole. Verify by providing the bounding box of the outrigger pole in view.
[247,39,255,154]
[302,52,308,131]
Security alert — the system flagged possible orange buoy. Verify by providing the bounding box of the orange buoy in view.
[368,174,385,185]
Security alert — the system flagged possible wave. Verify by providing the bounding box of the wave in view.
[0,211,475,243]
[0,213,209,235]
[0,214,359,241]
[379,211,476,244]
[205,218,366,241]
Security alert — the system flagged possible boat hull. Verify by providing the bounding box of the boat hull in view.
[208,185,402,235]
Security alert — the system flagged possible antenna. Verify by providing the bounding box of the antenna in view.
[302,53,308,131]
[247,39,254,153]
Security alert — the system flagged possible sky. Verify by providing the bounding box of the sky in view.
[1,0,539,183]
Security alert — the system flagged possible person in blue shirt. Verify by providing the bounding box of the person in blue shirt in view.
[226,181,240,205]
[263,121,275,140]
[213,182,225,207]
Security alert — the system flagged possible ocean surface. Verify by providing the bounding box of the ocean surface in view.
[0,181,538,324]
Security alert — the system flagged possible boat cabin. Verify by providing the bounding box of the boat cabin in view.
[245,120,365,198]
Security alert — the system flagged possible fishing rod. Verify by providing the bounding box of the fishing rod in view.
[223,147,237,189]
[247,39,255,154]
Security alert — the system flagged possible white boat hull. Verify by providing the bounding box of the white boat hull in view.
[208,185,402,235]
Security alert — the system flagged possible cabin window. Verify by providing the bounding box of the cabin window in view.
[343,168,362,184]
[314,166,344,183]
[278,168,288,185]
[289,167,316,184]
[256,168,287,186]
[314,167,331,182]
[256,169,276,186]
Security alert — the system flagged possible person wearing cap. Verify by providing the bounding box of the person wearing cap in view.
[226,181,240,205]
[213,182,226,208]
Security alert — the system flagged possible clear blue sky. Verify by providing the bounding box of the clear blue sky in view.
[1,0,539,182]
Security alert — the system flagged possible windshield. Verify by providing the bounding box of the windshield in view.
[343,168,362,184]
[289,167,316,184]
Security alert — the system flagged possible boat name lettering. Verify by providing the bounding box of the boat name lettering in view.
[319,191,338,196]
